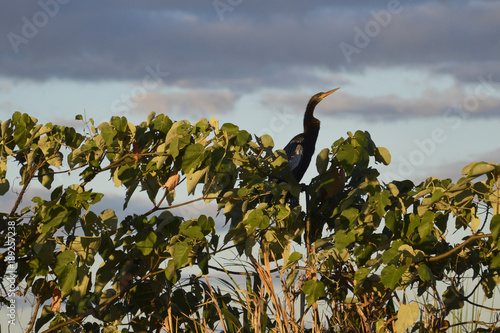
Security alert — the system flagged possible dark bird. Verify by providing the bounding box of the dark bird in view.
[284,88,340,183]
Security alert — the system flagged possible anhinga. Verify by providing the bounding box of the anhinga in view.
[284,88,340,183]
[282,88,340,254]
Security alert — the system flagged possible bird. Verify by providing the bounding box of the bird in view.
[284,88,340,183]
[283,88,340,251]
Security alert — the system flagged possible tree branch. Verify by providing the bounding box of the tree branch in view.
[425,233,491,263]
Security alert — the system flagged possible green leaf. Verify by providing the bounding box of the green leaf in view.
[316,148,329,174]
[337,144,358,169]
[165,260,178,284]
[302,280,325,306]
[370,191,392,218]
[220,123,239,136]
[480,270,500,297]
[246,209,270,230]
[170,137,180,159]
[384,210,397,233]
[182,143,205,173]
[173,241,192,269]
[31,278,55,302]
[165,120,190,145]
[375,146,391,165]
[39,168,54,189]
[48,152,63,169]
[491,214,500,245]
[42,205,68,233]
[260,134,274,148]
[283,252,302,271]
[111,116,128,134]
[54,250,77,295]
[286,269,299,287]
[381,264,408,289]
[490,253,500,268]
[186,166,208,195]
[431,189,445,202]
[417,263,433,282]
[353,130,370,147]
[335,229,356,251]
[13,128,29,148]
[100,209,118,233]
[35,306,55,332]
[136,231,157,256]
[197,252,209,274]
[236,130,250,146]
[117,163,139,187]
[462,162,495,177]
[151,113,172,134]
[271,151,288,169]
[418,211,434,239]
[180,223,204,240]
[382,247,401,265]
[55,249,75,266]
[100,124,117,146]
[73,266,91,312]
[72,236,101,265]
[442,286,464,310]
[405,214,420,237]
[354,267,371,285]
[0,178,9,195]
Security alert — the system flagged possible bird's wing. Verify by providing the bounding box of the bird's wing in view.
[284,135,304,172]
[288,145,303,171]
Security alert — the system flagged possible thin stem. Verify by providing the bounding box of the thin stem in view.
[26,294,43,333]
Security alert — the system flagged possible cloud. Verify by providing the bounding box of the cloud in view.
[128,90,238,117]
[425,146,500,182]
[260,85,500,120]
[2,1,500,91]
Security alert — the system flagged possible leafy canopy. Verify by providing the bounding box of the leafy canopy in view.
[1,111,499,332]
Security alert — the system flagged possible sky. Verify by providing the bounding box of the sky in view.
[1,0,500,190]
[1,2,500,327]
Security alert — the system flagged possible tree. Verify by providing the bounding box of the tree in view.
[1,111,499,332]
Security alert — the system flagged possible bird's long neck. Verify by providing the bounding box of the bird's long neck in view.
[303,101,320,137]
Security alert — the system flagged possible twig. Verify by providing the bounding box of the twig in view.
[9,160,46,217]
[26,294,43,333]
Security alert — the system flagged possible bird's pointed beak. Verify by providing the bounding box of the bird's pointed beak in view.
[320,87,340,100]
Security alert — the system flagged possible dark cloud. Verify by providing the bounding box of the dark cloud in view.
[2,1,500,91]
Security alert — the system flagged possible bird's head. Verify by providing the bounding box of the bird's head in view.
[309,87,340,106]
[304,88,340,129]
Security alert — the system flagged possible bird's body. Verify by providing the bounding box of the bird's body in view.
[283,127,319,183]
[284,88,339,183]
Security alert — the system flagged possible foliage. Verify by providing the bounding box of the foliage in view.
[0,111,499,332]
